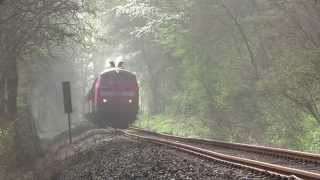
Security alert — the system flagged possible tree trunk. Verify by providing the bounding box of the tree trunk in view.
[220,0,259,80]
[0,73,4,115]
[149,74,162,115]
[7,57,17,118]
[141,40,163,115]
[5,56,42,167]
[14,105,42,167]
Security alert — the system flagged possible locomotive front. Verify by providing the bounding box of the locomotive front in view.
[86,62,139,129]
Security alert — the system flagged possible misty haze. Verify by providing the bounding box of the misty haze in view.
[0,0,320,179]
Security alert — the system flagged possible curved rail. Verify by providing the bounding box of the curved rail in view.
[129,127,320,163]
[124,128,320,180]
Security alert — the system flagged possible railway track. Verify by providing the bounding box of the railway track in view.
[123,127,320,180]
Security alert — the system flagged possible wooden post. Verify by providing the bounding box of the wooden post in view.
[67,113,72,144]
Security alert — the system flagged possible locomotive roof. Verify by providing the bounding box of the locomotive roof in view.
[99,68,136,76]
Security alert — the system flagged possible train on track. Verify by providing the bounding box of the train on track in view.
[85,61,139,129]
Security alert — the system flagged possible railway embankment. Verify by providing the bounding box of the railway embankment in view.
[5,124,318,179]
[51,131,287,180]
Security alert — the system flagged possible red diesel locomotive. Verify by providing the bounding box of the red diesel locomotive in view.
[85,62,139,128]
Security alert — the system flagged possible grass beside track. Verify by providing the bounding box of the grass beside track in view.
[134,114,210,138]
[134,114,320,153]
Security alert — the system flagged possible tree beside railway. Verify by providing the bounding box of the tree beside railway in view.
[106,0,320,149]
[0,0,94,167]
[1,0,320,174]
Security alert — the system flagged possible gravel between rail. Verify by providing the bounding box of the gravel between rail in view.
[126,128,320,175]
[49,129,295,180]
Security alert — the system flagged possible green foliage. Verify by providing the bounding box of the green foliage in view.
[0,127,15,167]
[107,0,320,151]
[2,0,317,157]
[300,116,320,153]
[134,114,210,138]
[0,128,8,151]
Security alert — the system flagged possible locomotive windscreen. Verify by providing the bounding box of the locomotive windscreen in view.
[99,71,137,97]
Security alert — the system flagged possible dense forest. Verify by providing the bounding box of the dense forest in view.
[0,0,320,171]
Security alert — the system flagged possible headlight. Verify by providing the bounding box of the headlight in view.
[128,99,133,103]
[103,98,108,103]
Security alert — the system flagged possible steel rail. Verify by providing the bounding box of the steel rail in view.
[129,127,320,163]
[124,129,320,180]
